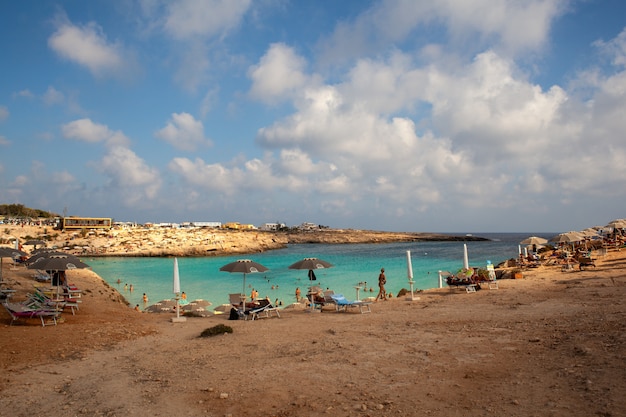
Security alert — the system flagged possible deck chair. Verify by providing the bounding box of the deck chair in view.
[229,293,245,308]
[577,256,596,270]
[243,299,281,321]
[445,276,479,293]
[34,270,51,282]
[31,287,81,315]
[330,294,372,314]
[306,286,326,311]
[323,290,336,309]
[3,302,60,327]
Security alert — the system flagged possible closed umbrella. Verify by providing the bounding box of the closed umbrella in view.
[462,244,469,270]
[172,257,185,322]
[219,259,269,313]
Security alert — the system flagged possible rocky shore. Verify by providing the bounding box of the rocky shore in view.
[1,224,487,257]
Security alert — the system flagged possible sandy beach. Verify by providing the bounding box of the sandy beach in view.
[1,226,625,416]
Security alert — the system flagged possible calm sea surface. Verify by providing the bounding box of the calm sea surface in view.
[86,232,553,310]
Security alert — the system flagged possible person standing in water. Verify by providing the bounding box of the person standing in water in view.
[376,268,387,301]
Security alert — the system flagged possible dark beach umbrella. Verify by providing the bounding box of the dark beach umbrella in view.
[25,251,82,266]
[288,257,333,271]
[27,254,89,297]
[0,247,28,283]
[0,247,27,258]
[219,259,269,311]
[27,254,90,272]
[23,239,46,249]
[289,257,334,284]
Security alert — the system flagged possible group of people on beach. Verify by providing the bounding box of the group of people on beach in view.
[295,267,390,304]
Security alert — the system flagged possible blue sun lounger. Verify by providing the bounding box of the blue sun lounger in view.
[330,294,371,314]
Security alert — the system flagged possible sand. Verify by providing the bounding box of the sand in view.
[0,227,625,416]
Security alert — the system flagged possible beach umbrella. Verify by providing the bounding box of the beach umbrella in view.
[549,231,585,253]
[145,299,177,313]
[606,219,626,229]
[0,247,28,283]
[27,254,90,297]
[23,239,46,250]
[219,259,269,312]
[462,244,469,270]
[519,236,548,246]
[182,300,212,315]
[27,254,90,271]
[289,257,333,311]
[24,250,82,266]
[288,257,333,285]
[549,231,584,244]
[213,303,234,313]
[172,257,183,321]
[183,299,212,310]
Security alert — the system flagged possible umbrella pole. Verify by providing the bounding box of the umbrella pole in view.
[242,273,247,313]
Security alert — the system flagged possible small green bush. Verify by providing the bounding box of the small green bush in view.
[199,324,233,338]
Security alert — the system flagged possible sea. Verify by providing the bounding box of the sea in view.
[85,232,554,310]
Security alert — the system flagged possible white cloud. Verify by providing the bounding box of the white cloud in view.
[248,43,312,103]
[0,135,9,146]
[100,146,162,205]
[42,86,65,106]
[0,106,8,121]
[246,33,626,225]
[155,112,211,151]
[164,0,251,39]
[594,27,626,68]
[13,90,34,99]
[48,19,130,78]
[316,0,567,67]
[62,118,131,148]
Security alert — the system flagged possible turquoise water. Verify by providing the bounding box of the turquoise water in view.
[85,233,552,310]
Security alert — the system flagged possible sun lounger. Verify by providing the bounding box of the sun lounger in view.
[577,257,596,270]
[330,294,372,314]
[445,276,479,293]
[243,299,281,321]
[31,287,81,315]
[34,270,51,282]
[3,302,60,326]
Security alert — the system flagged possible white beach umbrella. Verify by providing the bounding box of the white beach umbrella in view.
[463,244,469,270]
[519,236,548,246]
[173,257,183,321]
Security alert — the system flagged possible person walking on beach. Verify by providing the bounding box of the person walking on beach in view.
[295,287,301,302]
[376,268,387,301]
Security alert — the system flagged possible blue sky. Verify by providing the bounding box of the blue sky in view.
[1,0,626,233]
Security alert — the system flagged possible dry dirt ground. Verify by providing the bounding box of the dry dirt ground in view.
[0,251,625,417]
